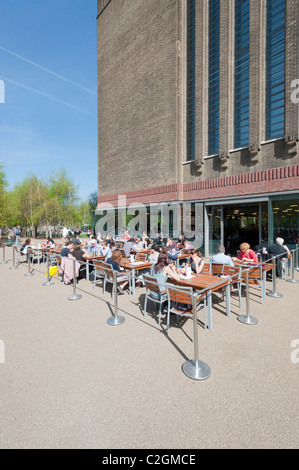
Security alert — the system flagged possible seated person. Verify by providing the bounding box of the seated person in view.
[210,245,234,267]
[86,238,100,254]
[181,239,194,253]
[123,239,138,257]
[20,238,32,255]
[60,241,74,258]
[46,237,55,249]
[236,242,258,263]
[100,241,112,260]
[186,249,205,274]
[156,237,165,247]
[150,252,180,302]
[71,242,93,280]
[106,249,130,294]
[148,245,159,264]
[165,237,178,260]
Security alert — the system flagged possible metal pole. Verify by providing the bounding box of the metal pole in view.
[266,256,283,298]
[286,250,299,284]
[9,245,18,270]
[24,249,35,276]
[107,271,125,325]
[0,243,8,264]
[42,253,54,286]
[238,269,258,325]
[182,292,211,380]
[67,258,82,300]
[295,244,299,272]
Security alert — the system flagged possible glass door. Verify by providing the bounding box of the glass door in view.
[208,206,222,255]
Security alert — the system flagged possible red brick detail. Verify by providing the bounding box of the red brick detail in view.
[97,164,299,208]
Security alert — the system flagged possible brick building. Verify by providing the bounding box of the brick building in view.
[96,0,299,256]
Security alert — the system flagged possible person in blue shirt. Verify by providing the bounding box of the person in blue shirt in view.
[100,241,112,260]
[210,245,234,267]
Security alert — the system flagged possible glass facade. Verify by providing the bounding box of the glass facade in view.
[208,0,220,155]
[265,0,285,140]
[269,195,299,249]
[186,0,196,161]
[234,0,250,148]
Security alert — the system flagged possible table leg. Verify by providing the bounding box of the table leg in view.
[225,283,230,317]
[207,289,212,329]
[86,260,89,281]
[132,269,135,296]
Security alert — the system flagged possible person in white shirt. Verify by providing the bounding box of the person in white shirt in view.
[62,226,68,240]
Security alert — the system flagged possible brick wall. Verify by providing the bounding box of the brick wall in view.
[97,164,299,209]
[97,0,179,197]
[97,1,299,203]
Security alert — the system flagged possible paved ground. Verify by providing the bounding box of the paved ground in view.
[0,241,298,449]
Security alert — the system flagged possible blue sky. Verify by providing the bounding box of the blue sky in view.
[0,0,97,202]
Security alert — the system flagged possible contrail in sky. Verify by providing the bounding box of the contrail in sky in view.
[0,45,96,95]
[0,75,96,117]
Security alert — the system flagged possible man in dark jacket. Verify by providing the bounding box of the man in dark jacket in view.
[267,237,289,277]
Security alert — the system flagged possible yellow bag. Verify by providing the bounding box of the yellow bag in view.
[48,266,58,276]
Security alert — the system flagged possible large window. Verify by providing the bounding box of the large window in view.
[265,0,285,140]
[208,0,220,155]
[186,0,196,161]
[270,196,299,249]
[234,0,250,148]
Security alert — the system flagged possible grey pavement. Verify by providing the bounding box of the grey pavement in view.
[0,244,299,449]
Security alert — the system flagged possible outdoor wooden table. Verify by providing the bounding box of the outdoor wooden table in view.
[120,259,154,295]
[168,272,232,329]
[51,247,62,254]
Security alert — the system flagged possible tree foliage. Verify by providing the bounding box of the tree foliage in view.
[0,165,96,235]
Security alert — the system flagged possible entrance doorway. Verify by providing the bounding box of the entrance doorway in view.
[207,202,268,256]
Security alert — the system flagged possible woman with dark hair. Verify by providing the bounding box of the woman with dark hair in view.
[20,238,31,255]
[186,249,205,274]
[106,249,130,294]
[46,237,55,248]
[72,243,92,280]
[149,252,180,301]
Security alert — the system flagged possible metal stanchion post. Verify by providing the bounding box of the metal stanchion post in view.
[295,244,299,272]
[67,258,82,300]
[0,243,8,264]
[266,256,282,298]
[238,269,258,325]
[182,292,211,380]
[107,271,125,326]
[42,253,54,286]
[286,250,299,284]
[9,245,18,270]
[24,249,35,276]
